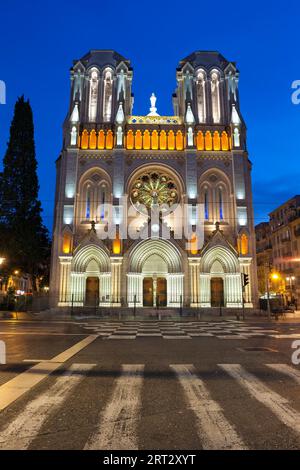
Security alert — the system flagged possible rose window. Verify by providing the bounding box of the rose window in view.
[130,172,178,211]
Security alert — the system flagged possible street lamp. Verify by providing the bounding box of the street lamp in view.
[0,258,6,266]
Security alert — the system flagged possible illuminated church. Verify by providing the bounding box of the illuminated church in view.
[50,50,258,309]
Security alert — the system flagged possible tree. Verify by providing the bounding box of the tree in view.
[0,96,50,290]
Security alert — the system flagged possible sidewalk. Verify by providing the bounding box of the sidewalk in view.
[1,309,300,322]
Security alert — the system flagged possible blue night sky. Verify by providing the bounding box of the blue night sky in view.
[0,0,299,231]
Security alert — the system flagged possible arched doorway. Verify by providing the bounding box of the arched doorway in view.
[211,277,224,307]
[127,239,183,307]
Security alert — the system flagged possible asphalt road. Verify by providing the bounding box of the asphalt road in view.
[0,318,300,450]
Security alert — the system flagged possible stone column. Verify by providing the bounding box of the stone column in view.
[188,257,200,306]
[127,273,143,306]
[199,274,210,307]
[110,257,123,306]
[58,256,72,305]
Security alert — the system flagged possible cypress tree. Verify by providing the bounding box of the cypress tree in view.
[0,96,50,290]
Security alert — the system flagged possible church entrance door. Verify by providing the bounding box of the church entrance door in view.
[143,277,153,306]
[85,277,99,307]
[211,277,224,307]
[157,277,167,307]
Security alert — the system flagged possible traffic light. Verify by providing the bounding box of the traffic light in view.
[243,273,249,287]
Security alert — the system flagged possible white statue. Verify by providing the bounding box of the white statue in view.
[148,92,159,116]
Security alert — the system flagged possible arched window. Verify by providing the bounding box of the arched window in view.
[196,70,206,123]
[218,187,224,220]
[62,232,72,254]
[86,187,91,219]
[135,130,142,149]
[159,130,167,150]
[233,127,240,147]
[205,131,212,150]
[88,69,99,122]
[143,130,150,150]
[211,71,221,123]
[126,130,134,149]
[168,130,175,150]
[70,126,77,146]
[176,131,183,150]
[204,188,209,220]
[151,130,159,150]
[97,130,105,149]
[89,129,97,149]
[103,69,113,122]
[213,131,220,150]
[106,130,113,149]
[196,131,204,150]
[221,131,229,151]
[81,129,89,149]
[99,184,108,220]
[240,233,249,255]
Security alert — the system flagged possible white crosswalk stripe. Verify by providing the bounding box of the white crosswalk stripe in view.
[219,364,300,437]
[1,362,300,449]
[84,364,144,450]
[170,364,246,450]
[0,363,96,450]
[266,363,300,384]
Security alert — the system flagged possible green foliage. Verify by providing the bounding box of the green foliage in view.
[0,96,51,289]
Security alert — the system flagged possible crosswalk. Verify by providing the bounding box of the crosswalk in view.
[79,320,285,340]
[0,362,300,449]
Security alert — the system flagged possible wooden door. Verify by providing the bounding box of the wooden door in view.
[157,277,167,307]
[211,277,224,307]
[143,277,153,306]
[86,277,99,306]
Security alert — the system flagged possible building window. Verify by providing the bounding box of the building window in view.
[218,188,224,220]
[196,70,206,123]
[86,187,91,219]
[103,69,113,122]
[211,71,221,123]
[88,70,99,122]
[204,189,209,220]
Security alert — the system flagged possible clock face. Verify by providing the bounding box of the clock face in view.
[130,171,179,213]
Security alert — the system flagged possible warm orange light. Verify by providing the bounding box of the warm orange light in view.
[221,131,229,151]
[106,130,113,149]
[167,130,175,150]
[271,273,279,280]
[196,131,204,150]
[89,129,97,149]
[175,131,183,150]
[135,130,142,150]
[97,130,105,149]
[143,130,150,150]
[14,270,19,275]
[205,131,212,150]
[190,233,198,255]
[159,130,167,150]
[240,234,248,255]
[151,130,159,150]
[81,129,89,149]
[113,236,121,255]
[213,131,220,151]
[126,130,134,149]
[62,232,72,254]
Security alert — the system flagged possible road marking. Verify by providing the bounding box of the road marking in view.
[0,364,95,450]
[0,332,87,336]
[170,364,246,450]
[0,335,97,411]
[266,364,300,384]
[219,364,300,436]
[270,334,300,339]
[85,364,144,450]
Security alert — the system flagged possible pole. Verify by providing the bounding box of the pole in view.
[133,294,136,318]
[266,264,271,320]
[71,293,74,317]
[180,295,183,317]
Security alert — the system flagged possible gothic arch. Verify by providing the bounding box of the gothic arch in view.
[72,244,110,273]
[128,238,182,273]
[198,168,233,223]
[200,246,239,274]
[126,163,185,197]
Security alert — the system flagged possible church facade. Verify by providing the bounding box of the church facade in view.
[50,50,258,309]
